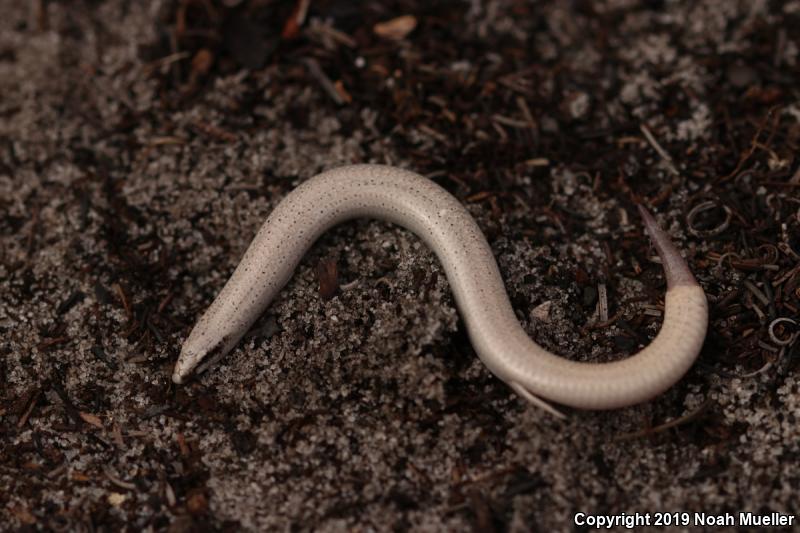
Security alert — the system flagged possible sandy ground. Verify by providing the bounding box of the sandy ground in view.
[2,0,800,531]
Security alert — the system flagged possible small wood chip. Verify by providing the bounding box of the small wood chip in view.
[316,257,339,300]
[531,301,553,322]
[190,48,214,82]
[108,492,126,507]
[374,15,417,40]
[71,470,90,482]
[104,466,138,491]
[9,505,36,525]
[333,80,352,104]
[186,491,209,515]
[16,390,40,428]
[112,423,125,448]
[79,411,104,429]
[597,283,608,322]
[177,432,191,457]
[281,0,310,39]
[22,461,41,471]
[113,282,132,318]
[524,158,549,167]
[165,481,177,507]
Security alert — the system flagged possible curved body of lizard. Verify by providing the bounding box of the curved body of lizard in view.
[173,165,708,416]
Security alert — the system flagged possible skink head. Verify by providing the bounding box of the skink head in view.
[172,334,230,384]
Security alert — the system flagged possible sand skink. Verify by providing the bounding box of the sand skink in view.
[172,165,708,417]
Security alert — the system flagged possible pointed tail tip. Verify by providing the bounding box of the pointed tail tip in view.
[636,204,663,239]
[636,204,655,226]
[636,204,699,289]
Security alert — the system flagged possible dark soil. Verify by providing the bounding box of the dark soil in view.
[1,0,799,531]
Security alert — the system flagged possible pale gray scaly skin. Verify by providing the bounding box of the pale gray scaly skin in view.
[173,164,708,417]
